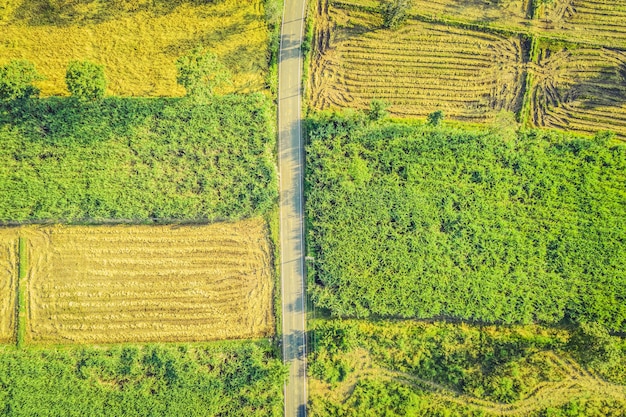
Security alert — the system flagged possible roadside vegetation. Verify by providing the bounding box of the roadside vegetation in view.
[0,341,285,417]
[305,111,626,331]
[308,319,626,416]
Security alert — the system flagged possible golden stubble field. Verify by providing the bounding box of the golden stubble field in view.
[0,0,269,96]
[310,0,526,122]
[0,218,274,344]
[311,0,626,137]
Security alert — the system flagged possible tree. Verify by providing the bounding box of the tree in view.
[427,110,444,126]
[368,99,389,121]
[379,0,413,29]
[65,60,107,101]
[0,60,43,103]
[176,48,231,101]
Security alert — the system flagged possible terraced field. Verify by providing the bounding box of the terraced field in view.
[530,45,626,138]
[0,0,269,96]
[0,231,17,343]
[4,218,274,344]
[310,0,525,121]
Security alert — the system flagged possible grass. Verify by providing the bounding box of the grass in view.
[4,220,275,344]
[307,319,626,416]
[0,0,270,97]
[306,114,626,330]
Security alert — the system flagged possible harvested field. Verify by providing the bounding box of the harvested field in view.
[310,0,525,121]
[530,45,626,138]
[18,218,273,344]
[0,230,18,343]
[0,0,269,96]
[538,0,626,48]
[334,0,529,27]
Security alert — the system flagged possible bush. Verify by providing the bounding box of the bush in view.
[427,109,444,126]
[368,99,389,121]
[0,60,42,103]
[65,60,107,101]
[379,0,412,29]
[176,47,231,102]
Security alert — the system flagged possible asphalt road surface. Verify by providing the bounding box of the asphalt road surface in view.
[278,0,308,416]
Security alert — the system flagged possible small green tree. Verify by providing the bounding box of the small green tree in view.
[176,48,231,101]
[380,0,412,29]
[0,60,43,103]
[65,60,107,101]
[427,110,444,126]
[368,99,389,121]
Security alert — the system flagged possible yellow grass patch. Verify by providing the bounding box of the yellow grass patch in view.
[9,218,274,344]
[0,0,269,96]
[0,230,18,343]
[310,0,525,122]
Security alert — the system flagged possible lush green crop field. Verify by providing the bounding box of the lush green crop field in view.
[0,340,285,417]
[308,319,626,416]
[305,113,626,330]
[0,0,272,97]
[0,94,277,222]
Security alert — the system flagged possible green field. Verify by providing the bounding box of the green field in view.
[305,112,626,330]
[0,340,285,416]
[308,319,626,416]
[0,94,277,222]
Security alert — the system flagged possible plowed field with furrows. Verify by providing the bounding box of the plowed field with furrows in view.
[530,46,626,138]
[18,219,273,344]
[0,232,17,343]
[310,2,525,121]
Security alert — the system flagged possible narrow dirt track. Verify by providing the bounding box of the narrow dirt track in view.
[278,0,308,416]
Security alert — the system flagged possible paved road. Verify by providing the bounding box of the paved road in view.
[278,0,307,416]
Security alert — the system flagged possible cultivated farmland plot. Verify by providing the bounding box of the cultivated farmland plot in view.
[311,0,626,138]
[310,0,525,121]
[0,219,274,344]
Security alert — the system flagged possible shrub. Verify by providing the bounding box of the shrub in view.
[0,60,42,103]
[65,60,107,101]
[379,0,412,29]
[176,47,231,102]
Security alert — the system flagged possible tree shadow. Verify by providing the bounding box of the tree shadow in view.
[0,96,179,145]
[11,0,230,27]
